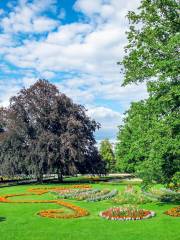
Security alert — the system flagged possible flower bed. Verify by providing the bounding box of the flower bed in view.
[100,206,155,221]
[164,206,180,217]
[55,188,98,199]
[38,200,89,219]
[54,188,118,202]
[0,185,90,219]
[86,189,118,202]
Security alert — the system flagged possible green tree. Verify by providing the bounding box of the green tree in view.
[120,0,179,86]
[99,139,115,173]
[116,0,180,184]
[115,81,180,183]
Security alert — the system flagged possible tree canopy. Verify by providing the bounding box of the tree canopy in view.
[116,0,180,184]
[120,0,179,86]
[0,80,105,181]
[99,139,115,173]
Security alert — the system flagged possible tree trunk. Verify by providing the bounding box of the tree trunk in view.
[58,171,63,182]
[37,173,43,183]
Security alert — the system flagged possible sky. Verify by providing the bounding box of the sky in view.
[0,0,148,143]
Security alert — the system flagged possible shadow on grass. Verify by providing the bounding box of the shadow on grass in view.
[156,201,180,206]
[0,217,6,222]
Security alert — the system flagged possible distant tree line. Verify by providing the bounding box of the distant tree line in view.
[0,80,105,182]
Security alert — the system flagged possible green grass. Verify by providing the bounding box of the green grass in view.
[0,183,179,240]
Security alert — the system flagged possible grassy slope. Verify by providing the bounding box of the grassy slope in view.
[0,183,179,240]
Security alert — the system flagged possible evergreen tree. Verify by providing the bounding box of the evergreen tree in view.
[99,139,115,173]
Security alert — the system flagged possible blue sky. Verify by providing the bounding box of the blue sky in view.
[0,0,148,142]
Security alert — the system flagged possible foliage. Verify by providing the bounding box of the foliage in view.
[99,139,116,172]
[120,0,179,86]
[115,81,180,183]
[0,80,105,182]
[116,0,180,184]
[142,187,180,202]
[169,172,180,190]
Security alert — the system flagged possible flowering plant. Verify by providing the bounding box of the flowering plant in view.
[100,205,155,221]
[164,206,180,217]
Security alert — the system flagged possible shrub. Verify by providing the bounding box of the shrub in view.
[143,188,180,203]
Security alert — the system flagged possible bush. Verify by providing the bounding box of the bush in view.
[143,187,180,203]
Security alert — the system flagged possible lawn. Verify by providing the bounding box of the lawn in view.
[0,181,179,240]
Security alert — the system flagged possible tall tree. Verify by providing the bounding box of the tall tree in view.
[116,0,180,184]
[99,139,115,173]
[115,81,180,183]
[0,80,104,182]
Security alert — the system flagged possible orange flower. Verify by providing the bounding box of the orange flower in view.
[0,185,90,219]
[164,206,180,217]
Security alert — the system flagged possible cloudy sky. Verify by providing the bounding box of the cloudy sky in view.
[0,0,148,142]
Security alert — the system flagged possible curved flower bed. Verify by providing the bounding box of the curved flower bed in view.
[28,185,91,194]
[38,200,89,219]
[100,206,155,221]
[55,188,98,199]
[0,185,90,219]
[164,206,180,217]
[54,188,118,202]
[86,189,118,202]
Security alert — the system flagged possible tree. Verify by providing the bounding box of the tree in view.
[0,80,105,182]
[115,81,180,183]
[99,139,115,173]
[116,0,180,184]
[120,0,179,86]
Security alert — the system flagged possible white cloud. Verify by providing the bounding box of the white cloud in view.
[74,0,102,16]
[58,8,66,19]
[1,0,59,33]
[88,106,122,140]
[0,9,4,16]
[0,0,146,140]
[0,80,21,106]
[41,71,56,79]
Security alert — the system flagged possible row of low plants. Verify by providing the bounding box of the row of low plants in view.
[52,188,99,199]
[53,188,118,202]
[86,189,118,202]
[142,187,180,203]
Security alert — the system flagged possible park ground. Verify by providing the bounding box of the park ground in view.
[0,177,179,240]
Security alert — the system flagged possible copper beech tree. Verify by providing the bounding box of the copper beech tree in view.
[0,80,105,182]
